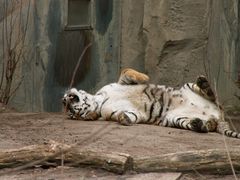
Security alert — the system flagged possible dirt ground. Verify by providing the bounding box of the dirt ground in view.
[0,111,240,179]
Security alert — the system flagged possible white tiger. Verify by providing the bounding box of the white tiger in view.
[62,68,240,139]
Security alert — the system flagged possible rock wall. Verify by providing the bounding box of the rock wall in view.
[0,0,239,111]
[120,0,145,72]
[207,0,240,108]
[121,0,240,107]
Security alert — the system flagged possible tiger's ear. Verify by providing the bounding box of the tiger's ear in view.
[118,68,149,85]
[66,88,79,95]
[78,90,86,94]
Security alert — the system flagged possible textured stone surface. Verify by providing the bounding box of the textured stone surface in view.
[143,0,209,86]
[207,0,240,107]
[120,0,145,72]
[121,0,209,85]
[121,0,240,107]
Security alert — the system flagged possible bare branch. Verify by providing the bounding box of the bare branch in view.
[69,42,92,88]
[4,0,10,50]
[22,0,31,45]
[8,76,24,104]
[8,0,15,48]
[0,4,6,95]
[0,0,31,105]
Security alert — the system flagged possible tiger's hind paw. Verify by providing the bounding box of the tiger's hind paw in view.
[190,118,208,133]
[118,68,149,85]
[118,112,133,126]
[206,118,217,132]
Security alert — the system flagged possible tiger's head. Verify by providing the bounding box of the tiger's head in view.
[62,88,94,119]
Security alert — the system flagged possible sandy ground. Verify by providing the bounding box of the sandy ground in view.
[0,112,240,179]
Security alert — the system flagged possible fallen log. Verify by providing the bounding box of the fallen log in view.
[133,146,240,174]
[1,141,240,175]
[0,141,131,174]
[62,149,132,174]
[0,141,70,170]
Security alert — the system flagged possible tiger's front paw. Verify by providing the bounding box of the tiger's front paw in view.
[196,75,209,89]
[68,113,76,120]
[118,112,133,126]
[85,112,99,121]
[196,75,216,102]
[190,118,208,133]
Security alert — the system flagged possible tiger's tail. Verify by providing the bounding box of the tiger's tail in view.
[217,121,240,139]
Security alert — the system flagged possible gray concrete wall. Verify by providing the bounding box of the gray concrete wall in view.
[0,0,121,112]
[43,0,121,112]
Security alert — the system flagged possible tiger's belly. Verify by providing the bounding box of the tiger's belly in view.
[97,83,150,117]
[96,83,220,123]
[170,87,220,121]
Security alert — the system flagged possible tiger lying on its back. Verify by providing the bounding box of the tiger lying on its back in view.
[62,68,240,139]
